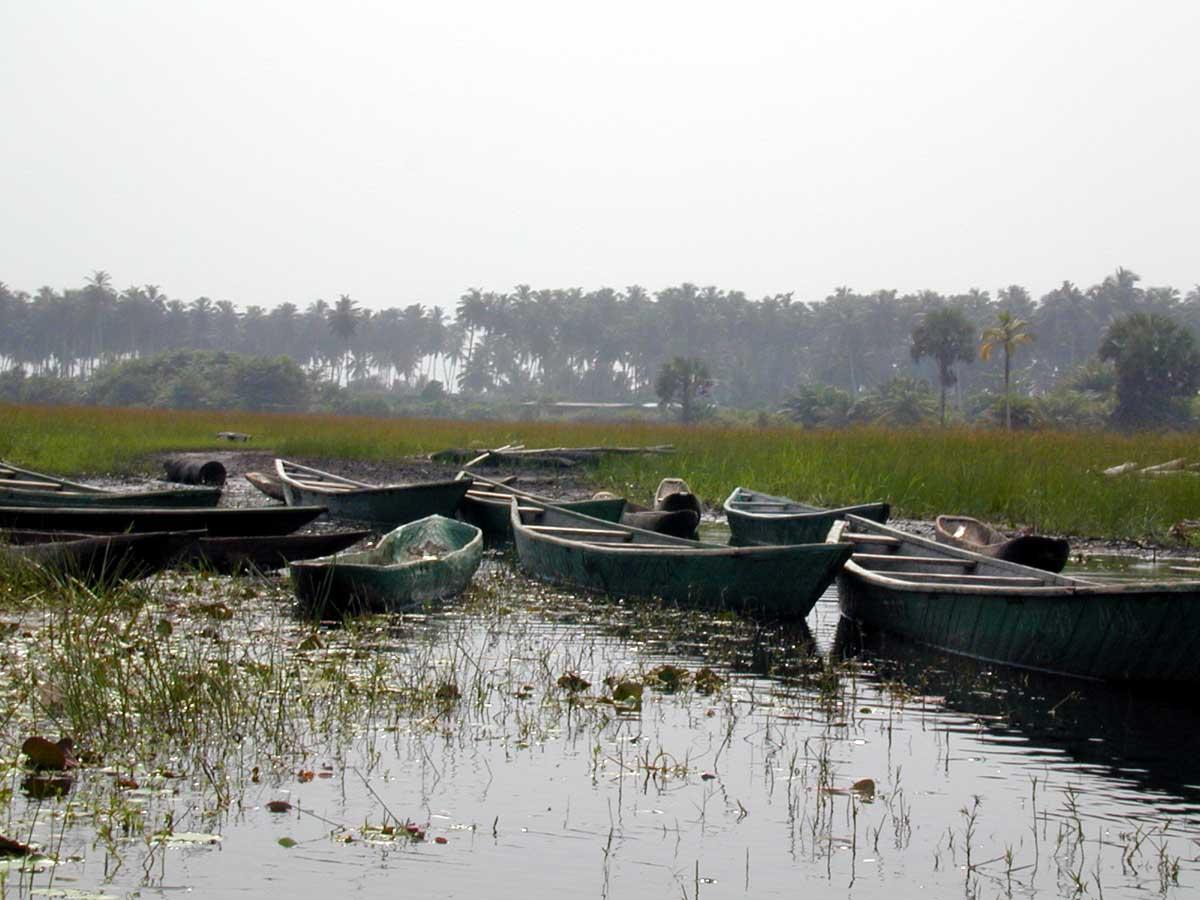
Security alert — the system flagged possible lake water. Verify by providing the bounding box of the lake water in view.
[8,539,1200,899]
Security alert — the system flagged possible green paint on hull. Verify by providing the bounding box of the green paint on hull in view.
[290,515,482,616]
[460,494,625,543]
[724,487,888,546]
[513,500,851,618]
[281,478,471,526]
[832,515,1200,683]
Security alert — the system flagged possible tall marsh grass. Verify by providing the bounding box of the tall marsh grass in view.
[2,403,1199,538]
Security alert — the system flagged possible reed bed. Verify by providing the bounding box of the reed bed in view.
[3,403,1199,539]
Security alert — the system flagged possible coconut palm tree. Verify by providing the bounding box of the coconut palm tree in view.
[327,294,359,384]
[980,310,1033,430]
[911,306,975,426]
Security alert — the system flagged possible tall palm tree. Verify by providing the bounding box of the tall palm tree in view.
[327,294,359,384]
[911,306,976,426]
[980,310,1033,430]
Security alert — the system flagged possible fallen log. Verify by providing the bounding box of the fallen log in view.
[163,458,227,486]
[1102,462,1139,476]
[1140,458,1187,474]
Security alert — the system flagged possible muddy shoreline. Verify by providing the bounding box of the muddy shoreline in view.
[134,450,1198,560]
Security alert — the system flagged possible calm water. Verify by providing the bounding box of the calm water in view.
[8,531,1200,899]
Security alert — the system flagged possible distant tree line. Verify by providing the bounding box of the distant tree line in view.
[2,268,1199,428]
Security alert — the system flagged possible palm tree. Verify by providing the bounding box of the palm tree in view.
[980,310,1033,430]
[911,306,975,426]
[327,294,359,384]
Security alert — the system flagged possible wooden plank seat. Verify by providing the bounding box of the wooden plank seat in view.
[853,553,977,568]
[526,525,633,541]
[888,573,1046,588]
[843,533,900,545]
[0,479,64,490]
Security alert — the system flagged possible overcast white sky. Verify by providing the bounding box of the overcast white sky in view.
[2,0,1197,311]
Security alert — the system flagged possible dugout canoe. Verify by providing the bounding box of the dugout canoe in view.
[186,529,373,575]
[244,471,287,502]
[653,478,704,518]
[0,504,325,536]
[724,486,890,546]
[455,471,625,542]
[0,460,221,508]
[1,529,201,585]
[290,515,482,617]
[829,514,1200,683]
[276,459,471,526]
[512,498,852,618]
[934,515,1070,573]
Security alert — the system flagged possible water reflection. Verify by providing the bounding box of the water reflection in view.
[832,615,1200,819]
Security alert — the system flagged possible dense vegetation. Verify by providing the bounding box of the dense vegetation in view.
[2,268,1198,428]
[3,403,1199,540]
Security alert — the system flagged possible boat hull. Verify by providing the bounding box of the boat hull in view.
[290,515,482,616]
[0,505,325,536]
[0,485,221,509]
[512,502,851,618]
[459,494,625,542]
[280,474,470,527]
[833,516,1200,683]
[187,530,372,575]
[2,530,201,585]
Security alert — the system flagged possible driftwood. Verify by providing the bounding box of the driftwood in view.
[1103,459,1197,477]
[163,458,227,486]
[1140,458,1187,474]
[1102,461,1139,477]
[432,444,674,468]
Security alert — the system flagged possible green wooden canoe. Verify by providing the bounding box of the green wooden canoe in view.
[0,460,221,508]
[830,514,1200,683]
[276,459,471,527]
[512,498,852,618]
[456,471,626,542]
[290,515,483,617]
[1,529,201,586]
[0,504,325,536]
[724,486,889,546]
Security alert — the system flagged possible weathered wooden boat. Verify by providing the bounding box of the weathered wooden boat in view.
[186,529,373,575]
[512,498,852,617]
[724,486,889,546]
[276,459,471,526]
[455,471,626,542]
[829,514,1200,683]
[0,504,325,536]
[934,515,1069,573]
[244,471,286,502]
[653,478,703,516]
[290,515,483,616]
[621,508,700,538]
[1,529,201,585]
[0,460,221,508]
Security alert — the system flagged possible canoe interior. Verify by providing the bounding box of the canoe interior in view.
[724,486,890,546]
[244,471,287,502]
[455,470,626,541]
[290,515,483,617]
[831,514,1200,683]
[934,514,1070,573]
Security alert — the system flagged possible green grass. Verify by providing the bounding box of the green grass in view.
[3,403,1199,539]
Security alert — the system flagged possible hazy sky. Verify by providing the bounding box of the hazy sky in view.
[2,0,1197,311]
